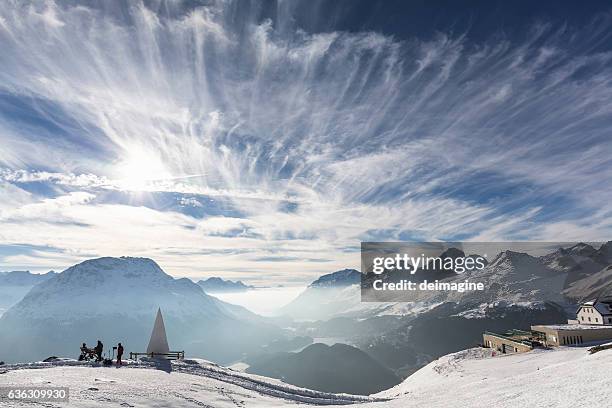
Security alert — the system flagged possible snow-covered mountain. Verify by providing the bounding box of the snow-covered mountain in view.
[6,257,222,319]
[197,277,253,293]
[540,242,612,287]
[0,270,56,285]
[446,250,568,305]
[0,257,281,364]
[279,269,363,320]
[283,247,582,321]
[309,269,361,288]
[354,243,612,314]
[1,346,610,407]
[280,244,611,378]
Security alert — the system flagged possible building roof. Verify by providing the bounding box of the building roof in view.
[594,301,612,316]
[483,331,533,346]
[532,324,612,331]
[578,300,612,316]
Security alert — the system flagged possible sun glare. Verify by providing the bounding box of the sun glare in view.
[116,148,171,191]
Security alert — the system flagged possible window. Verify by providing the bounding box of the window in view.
[608,318,611,324]
[589,317,592,322]
[580,336,583,344]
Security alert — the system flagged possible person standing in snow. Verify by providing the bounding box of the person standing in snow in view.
[116,342,124,366]
[95,340,103,362]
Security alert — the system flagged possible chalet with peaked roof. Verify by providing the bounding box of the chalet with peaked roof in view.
[576,300,612,325]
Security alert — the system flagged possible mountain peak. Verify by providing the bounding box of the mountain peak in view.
[596,241,612,262]
[309,269,361,288]
[0,270,56,286]
[567,243,597,257]
[491,250,533,265]
[197,277,252,293]
[7,256,215,321]
[438,248,466,259]
[59,256,170,284]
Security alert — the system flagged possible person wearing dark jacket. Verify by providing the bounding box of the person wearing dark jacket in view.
[95,340,103,362]
[116,343,124,366]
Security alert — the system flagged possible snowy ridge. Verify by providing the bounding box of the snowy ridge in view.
[167,360,386,405]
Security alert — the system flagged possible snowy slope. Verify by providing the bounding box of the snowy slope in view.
[0,358,382,407]
[1,346,611,407]
[375,346,612,408]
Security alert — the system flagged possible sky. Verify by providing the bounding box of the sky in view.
[0,0,611,285]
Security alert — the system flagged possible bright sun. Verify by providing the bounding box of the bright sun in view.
[116,148,171,191]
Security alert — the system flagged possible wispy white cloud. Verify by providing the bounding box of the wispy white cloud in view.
[0,1,611,282]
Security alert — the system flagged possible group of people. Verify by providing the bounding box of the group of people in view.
[79,340,124,366]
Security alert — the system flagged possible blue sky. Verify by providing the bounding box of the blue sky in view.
[0,0,611,284]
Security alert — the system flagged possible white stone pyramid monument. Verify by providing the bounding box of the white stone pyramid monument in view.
[146,307,170,355]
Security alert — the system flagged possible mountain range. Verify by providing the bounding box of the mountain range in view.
[197,277,253,293]
[282,242,612,377]
[0,257,281,364]
[279,269,362,320]
[0,270,55,317]
[1,242,611,393]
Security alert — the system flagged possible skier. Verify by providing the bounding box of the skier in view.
[116,342,124,366]
[95,340,103,362]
